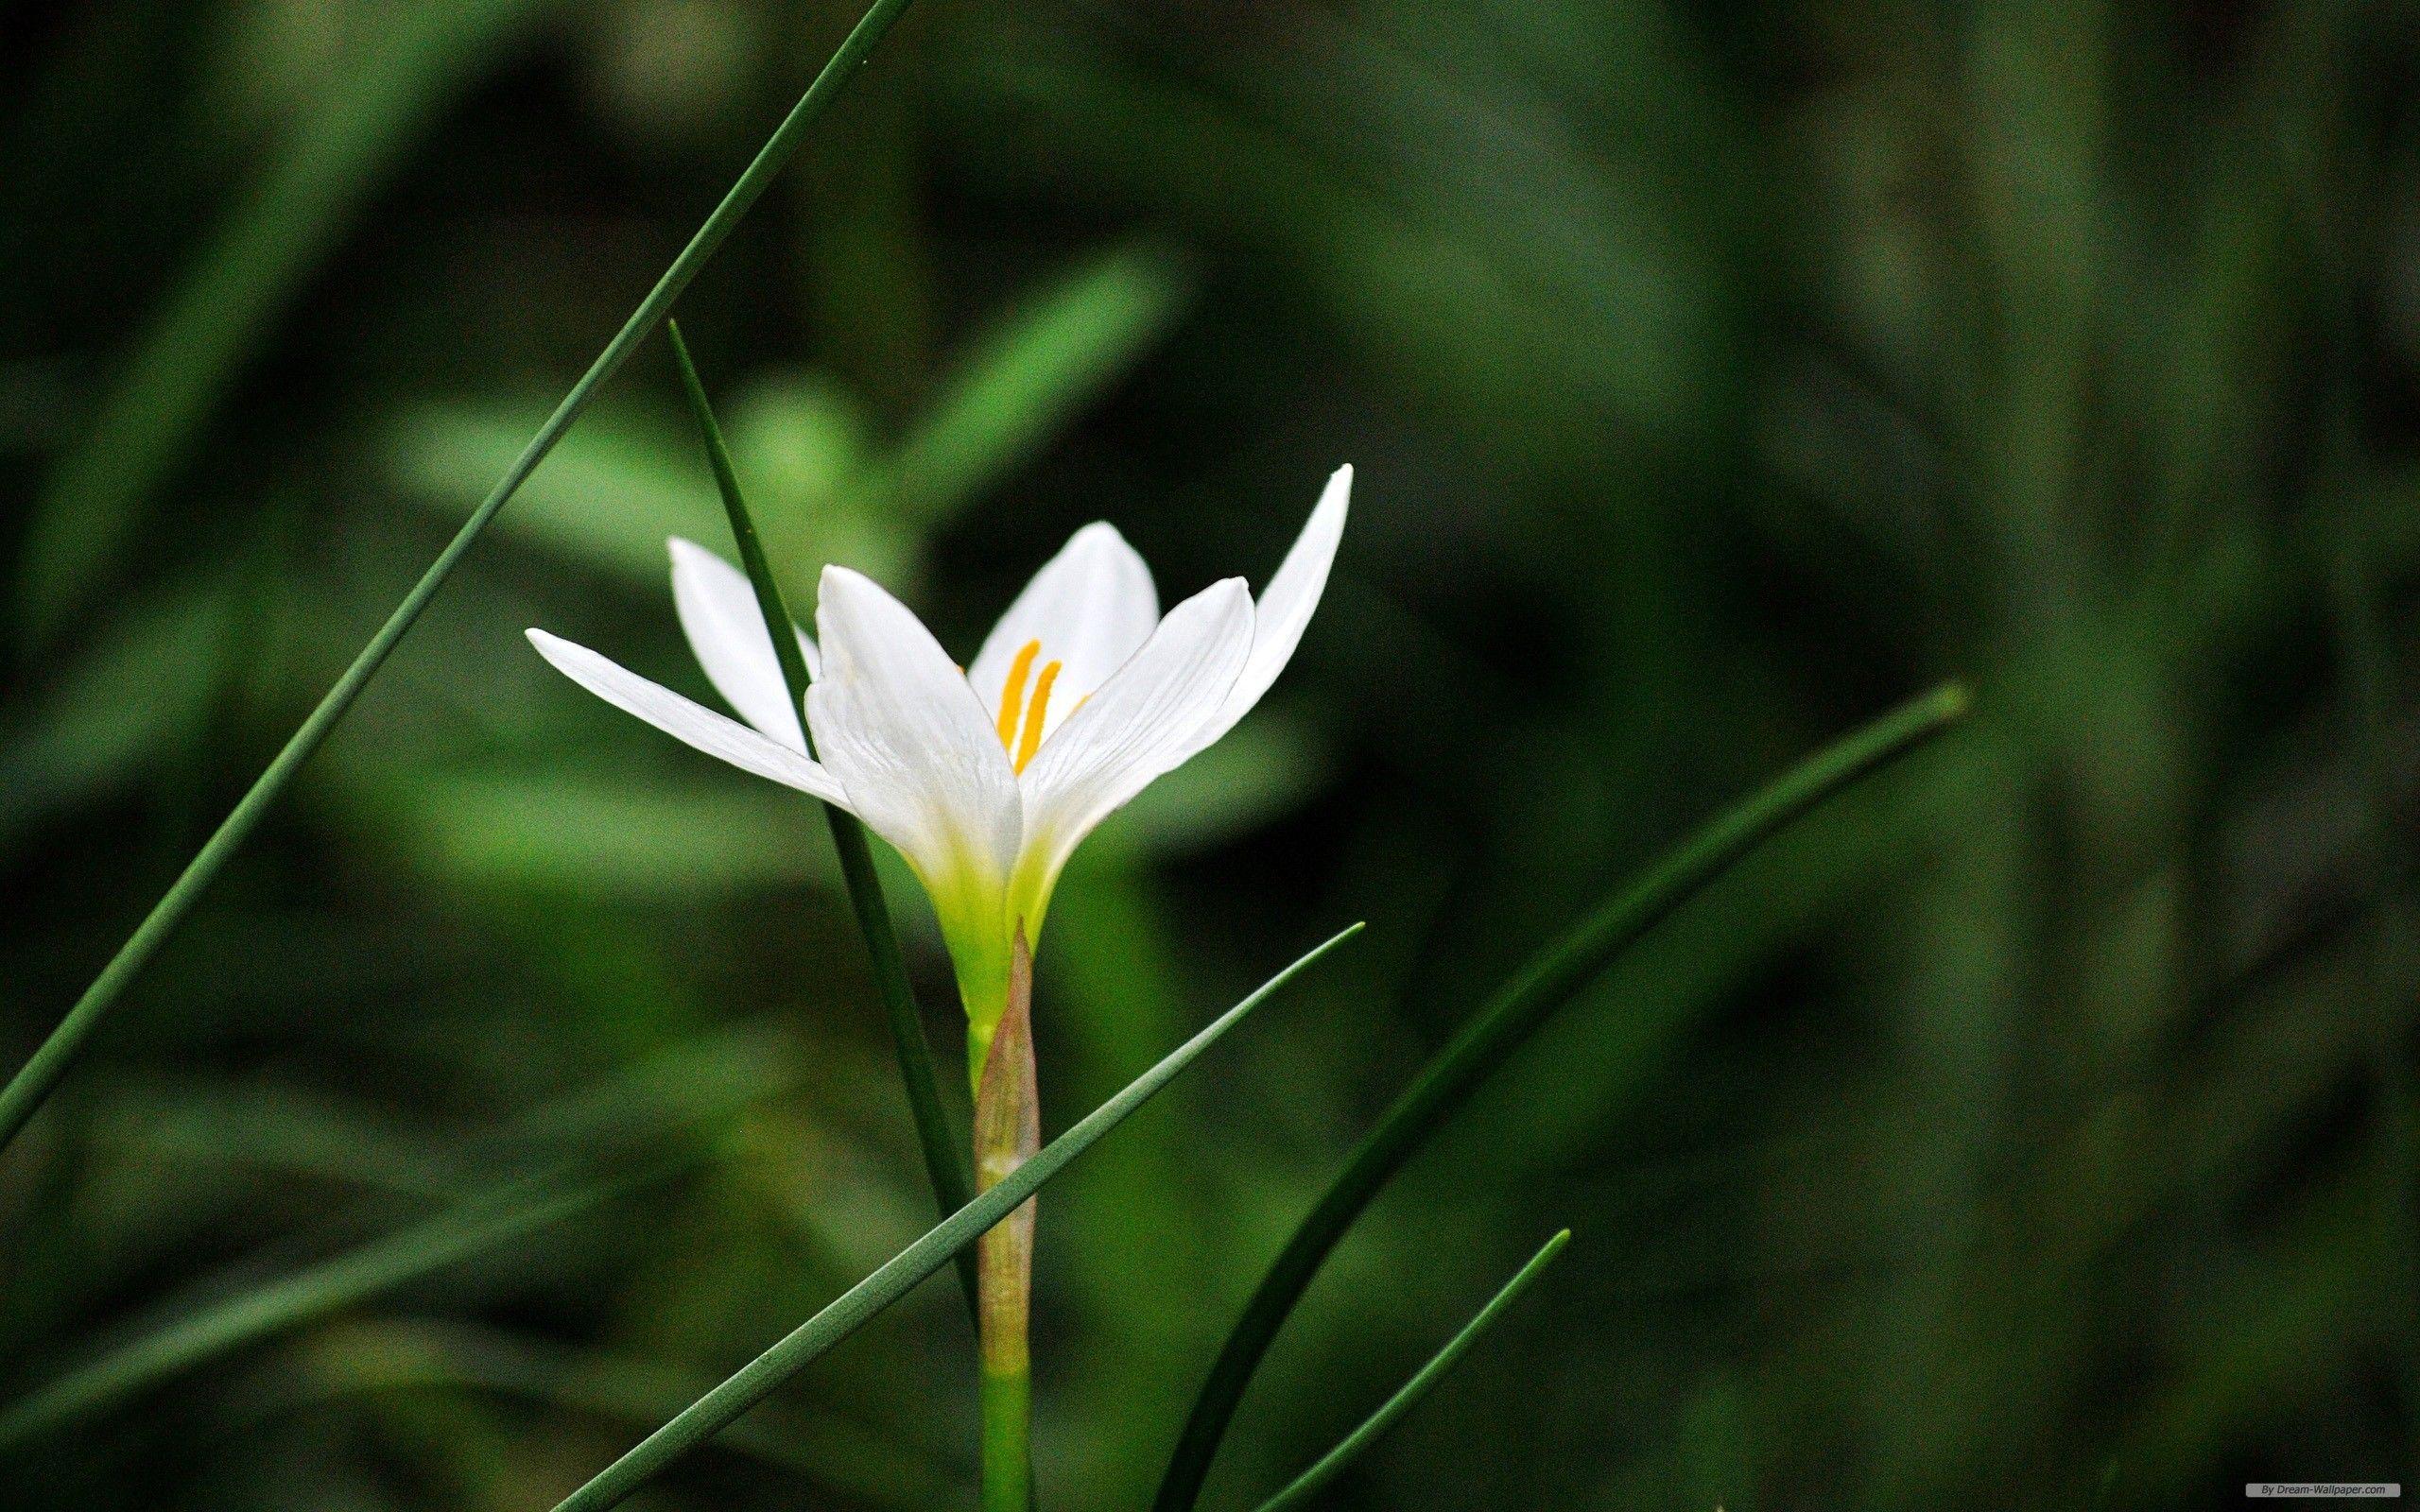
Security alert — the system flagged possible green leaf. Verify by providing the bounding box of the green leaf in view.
[1248,1229,1571,1512]
[0,0,925,1159]
[547,921,1363,1512]
[389,400,735,584]
[352,763,828,897]
[1152,684,1970,1511]
[386,240,1188,596]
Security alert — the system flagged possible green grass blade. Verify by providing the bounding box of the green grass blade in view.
[1248,1229,1570,1512]
[549,921,1364,1512]
[16,0,558,644]
[0,1171,631,1451]
[1152,684,1970,1511]
[0,0,924,1159]
[666,319,979,1324]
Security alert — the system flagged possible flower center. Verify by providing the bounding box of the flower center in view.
[994,638,1063,774]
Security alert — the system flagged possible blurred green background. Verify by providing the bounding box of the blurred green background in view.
[5,1,2416,1506]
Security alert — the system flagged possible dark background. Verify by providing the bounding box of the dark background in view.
[3,1,2416,1507]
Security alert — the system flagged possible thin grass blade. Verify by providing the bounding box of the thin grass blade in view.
[666,319,978,1322]
[0,1170,632,1450]
[549,921,1363,1512]
[1152,683,1970,1511]
[0,0,923,1159]
[1248,1228,1570,1512]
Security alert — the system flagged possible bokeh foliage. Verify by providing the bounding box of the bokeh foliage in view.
[3,1,2415,1508]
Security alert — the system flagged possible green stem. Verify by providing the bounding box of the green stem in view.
[666,322,978,1325]
[980,1368,1033,1512]
[547,923,1361,1512]
[975,931,1038,1512]
[1152,684,1970,1512]
[0,0,924,1160]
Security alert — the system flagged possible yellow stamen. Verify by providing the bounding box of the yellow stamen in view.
[1014,661,1062,772]
[994,640,1041,748]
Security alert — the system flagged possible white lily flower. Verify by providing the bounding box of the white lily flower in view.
[527,466,1350,1062]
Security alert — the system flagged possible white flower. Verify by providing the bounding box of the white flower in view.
[527,466,1350,1057]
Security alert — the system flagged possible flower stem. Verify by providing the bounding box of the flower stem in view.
[980,1368,1033,1512]
[974,929,1039,1512]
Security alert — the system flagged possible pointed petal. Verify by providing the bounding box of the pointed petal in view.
[1011,577,1254,920]
[668,537,820,749]
[526,628,849,806]
[966,522,1159,746]
[1217,464,1350,730]
[807,567,1024,921]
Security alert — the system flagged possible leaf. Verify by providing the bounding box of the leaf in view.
[1151,684,1970,1511]
[547,921,1363,1512]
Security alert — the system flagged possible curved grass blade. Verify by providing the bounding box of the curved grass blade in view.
[1153,683,1970,1511]
[1248,1229,1570,1512]
[0,1170,633,1451]
[16,0,559,644]
[549,921,1364,1512]
[0,0,924,1159]
[667,320,978,1324]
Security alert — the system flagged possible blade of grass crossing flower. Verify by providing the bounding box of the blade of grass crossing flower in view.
[666,320,979,1324]
[0,0,924,1159]
[1248,1229,1571,1512]
[1152,683,1971,1512]
[549,922,1363,1512]
[0,1170,635,1450]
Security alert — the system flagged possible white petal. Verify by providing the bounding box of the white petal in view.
[1011,577,1254,917]
[1216,464,1350,730]
[526,628,850,806]
[966,522,1159,747]
[668,537,820,749]
[807,567,1024,915]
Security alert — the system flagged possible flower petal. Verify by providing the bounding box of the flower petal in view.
[1217,463,1350,732]
[1011,576,1254,924]
[526,628,849,806]
[966,522,1159,747]
[807,567,1024,922]
[668,537,820,748]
